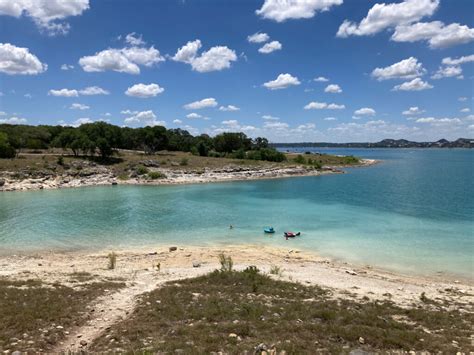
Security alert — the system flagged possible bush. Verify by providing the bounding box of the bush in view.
[136,165,149,175]
[0,132,15,159]
[218,253,233,272]
[246,148,286,162]
[294,155,306,164]
[269,265,283,276]
[148,171,166,180]
[179,157,189,166]
[56,156,64,166]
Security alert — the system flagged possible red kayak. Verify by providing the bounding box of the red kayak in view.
[284,232,301,239]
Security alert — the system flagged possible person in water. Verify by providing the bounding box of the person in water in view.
[229,224,233,229]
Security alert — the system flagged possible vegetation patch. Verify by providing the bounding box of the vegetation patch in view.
[90,269,472,354]
[0,277,125,353]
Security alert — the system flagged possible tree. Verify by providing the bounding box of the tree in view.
[213,132,251,153]
[0,132,15,158]
[253,137,269,149]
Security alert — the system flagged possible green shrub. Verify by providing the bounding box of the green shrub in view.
[179,157,189,166]
[294,155,306,164]
[148,171,166,180]
[136,165,149,175]
[218,253,233,272]
[269,265,283,276]
[56,156,64,166]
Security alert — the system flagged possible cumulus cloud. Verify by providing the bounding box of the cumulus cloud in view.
[442,54,474,66]
[219,105,240,111]
[431,65,463,80]
[324,117,337,121]
[256,0,343,22]
[183,98,218,110]
[79,44,164,74]
[0,0,90,36]
[263,73,301,90]
[186,113,202,119]
[0,116,27,124]
[123,110,165,127]
[460,108,470,113]
[49,86,109,97]
[247,32,270,43]
[402,107,425,116]
[60,64,74,70]
[371,57,426,81]
[392,78,433,91]
[0,43,47,75]
[324,84,342,93]
[172,39,237,73]
[258,41,282,54]
[125,32,145,47]
[70,103,90,110]
[391,22,474,49]
[304,102,345,110]
[415,117,462,125]
[458,97,468,102]
[48,88,78,97]
[173,119,183,124]
[354,107,376,116]
[337,0,439,37]
[125,83,164,98]
[79,86,109,95]
[314,76,329,82]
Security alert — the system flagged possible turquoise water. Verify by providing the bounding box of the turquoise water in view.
[1,149,473,278]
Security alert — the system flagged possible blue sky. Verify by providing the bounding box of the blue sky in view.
[0,0,473,142]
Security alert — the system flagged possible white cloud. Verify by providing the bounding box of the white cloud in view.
[70,103,90,110]
[79,86,109,95]
[125,83,164,98]
[415,117,462,125]
[324,84,342,93]
[123,110,165,127]
[184,98,218,110]
[48,86,109,97]
[0,43,47,75]
[324,117,337,121]
[0,0,90,36]
[186,113,202,119]
[0,111,5,116]
[0,116,27,124]
[391,21,474,49]
[442,54,474,66]
[371,57,425,81]
[263,121,289,130]
[458,97,468,102]
[337,0,439,37]
[460,108,470,113]
[24,93,32,98]
[262,115,280,120]
[263,73,301,90]
[120,110,138,115]
[103,112,111,117]
[402,106,425,116]
[392,78,433,91]
[60,64,74,70]
[247,32,270,43]
[172,39,237,73]
[256,0,343,22]
[219,105,240,111]
[173,119,183,124]
[125,32,145,46]
[71,117,93,127]
[48,88,78,97]
[354,107,376,116]
[314,76,329,82]
[304,101,345,110]
[431,65,462,80]
[79,45,164,74]
[258,41,282,54]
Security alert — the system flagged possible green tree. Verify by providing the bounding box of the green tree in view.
[0,132,15,158]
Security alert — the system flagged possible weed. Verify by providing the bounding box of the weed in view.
[148,171,166,180]
[269,265,283,277]
[180,157,189,166]
[107,252,117,270]
[136,165,149,175]
[218,253,233,272]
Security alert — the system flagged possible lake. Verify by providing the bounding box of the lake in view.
[1,149,473,278]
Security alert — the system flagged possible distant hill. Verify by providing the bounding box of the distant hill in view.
[272,138,473,149]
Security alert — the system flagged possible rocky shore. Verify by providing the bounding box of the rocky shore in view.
[0,159,377,192]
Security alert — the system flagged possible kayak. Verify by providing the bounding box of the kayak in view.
[284,232,301,239]
[264,227,275,234]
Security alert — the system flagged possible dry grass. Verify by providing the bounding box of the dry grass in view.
[0,276,125,353]
[90,269,472,354]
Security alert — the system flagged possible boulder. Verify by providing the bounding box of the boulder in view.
[0,179,5,186]
[169,246,177,252]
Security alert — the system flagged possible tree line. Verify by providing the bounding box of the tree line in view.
[0,122,286,162]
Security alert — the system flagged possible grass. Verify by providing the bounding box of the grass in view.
[107,252,117,270]
[0,277,125,353]
[90,269,472,354]
[269,265,283,277]
[148,171,166,180]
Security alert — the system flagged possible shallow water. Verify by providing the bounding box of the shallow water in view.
[1,149,473,278]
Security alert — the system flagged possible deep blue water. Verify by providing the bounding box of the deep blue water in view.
[0,149,473,277]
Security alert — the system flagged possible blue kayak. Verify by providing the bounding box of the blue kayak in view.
[264,227,275,233]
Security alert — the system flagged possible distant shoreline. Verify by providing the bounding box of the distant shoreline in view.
[0,158,378,193]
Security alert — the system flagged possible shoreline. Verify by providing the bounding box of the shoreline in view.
[1,244,472,310]
[0,158,378,192]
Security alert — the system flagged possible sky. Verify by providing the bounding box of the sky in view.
[0,0,473,143]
